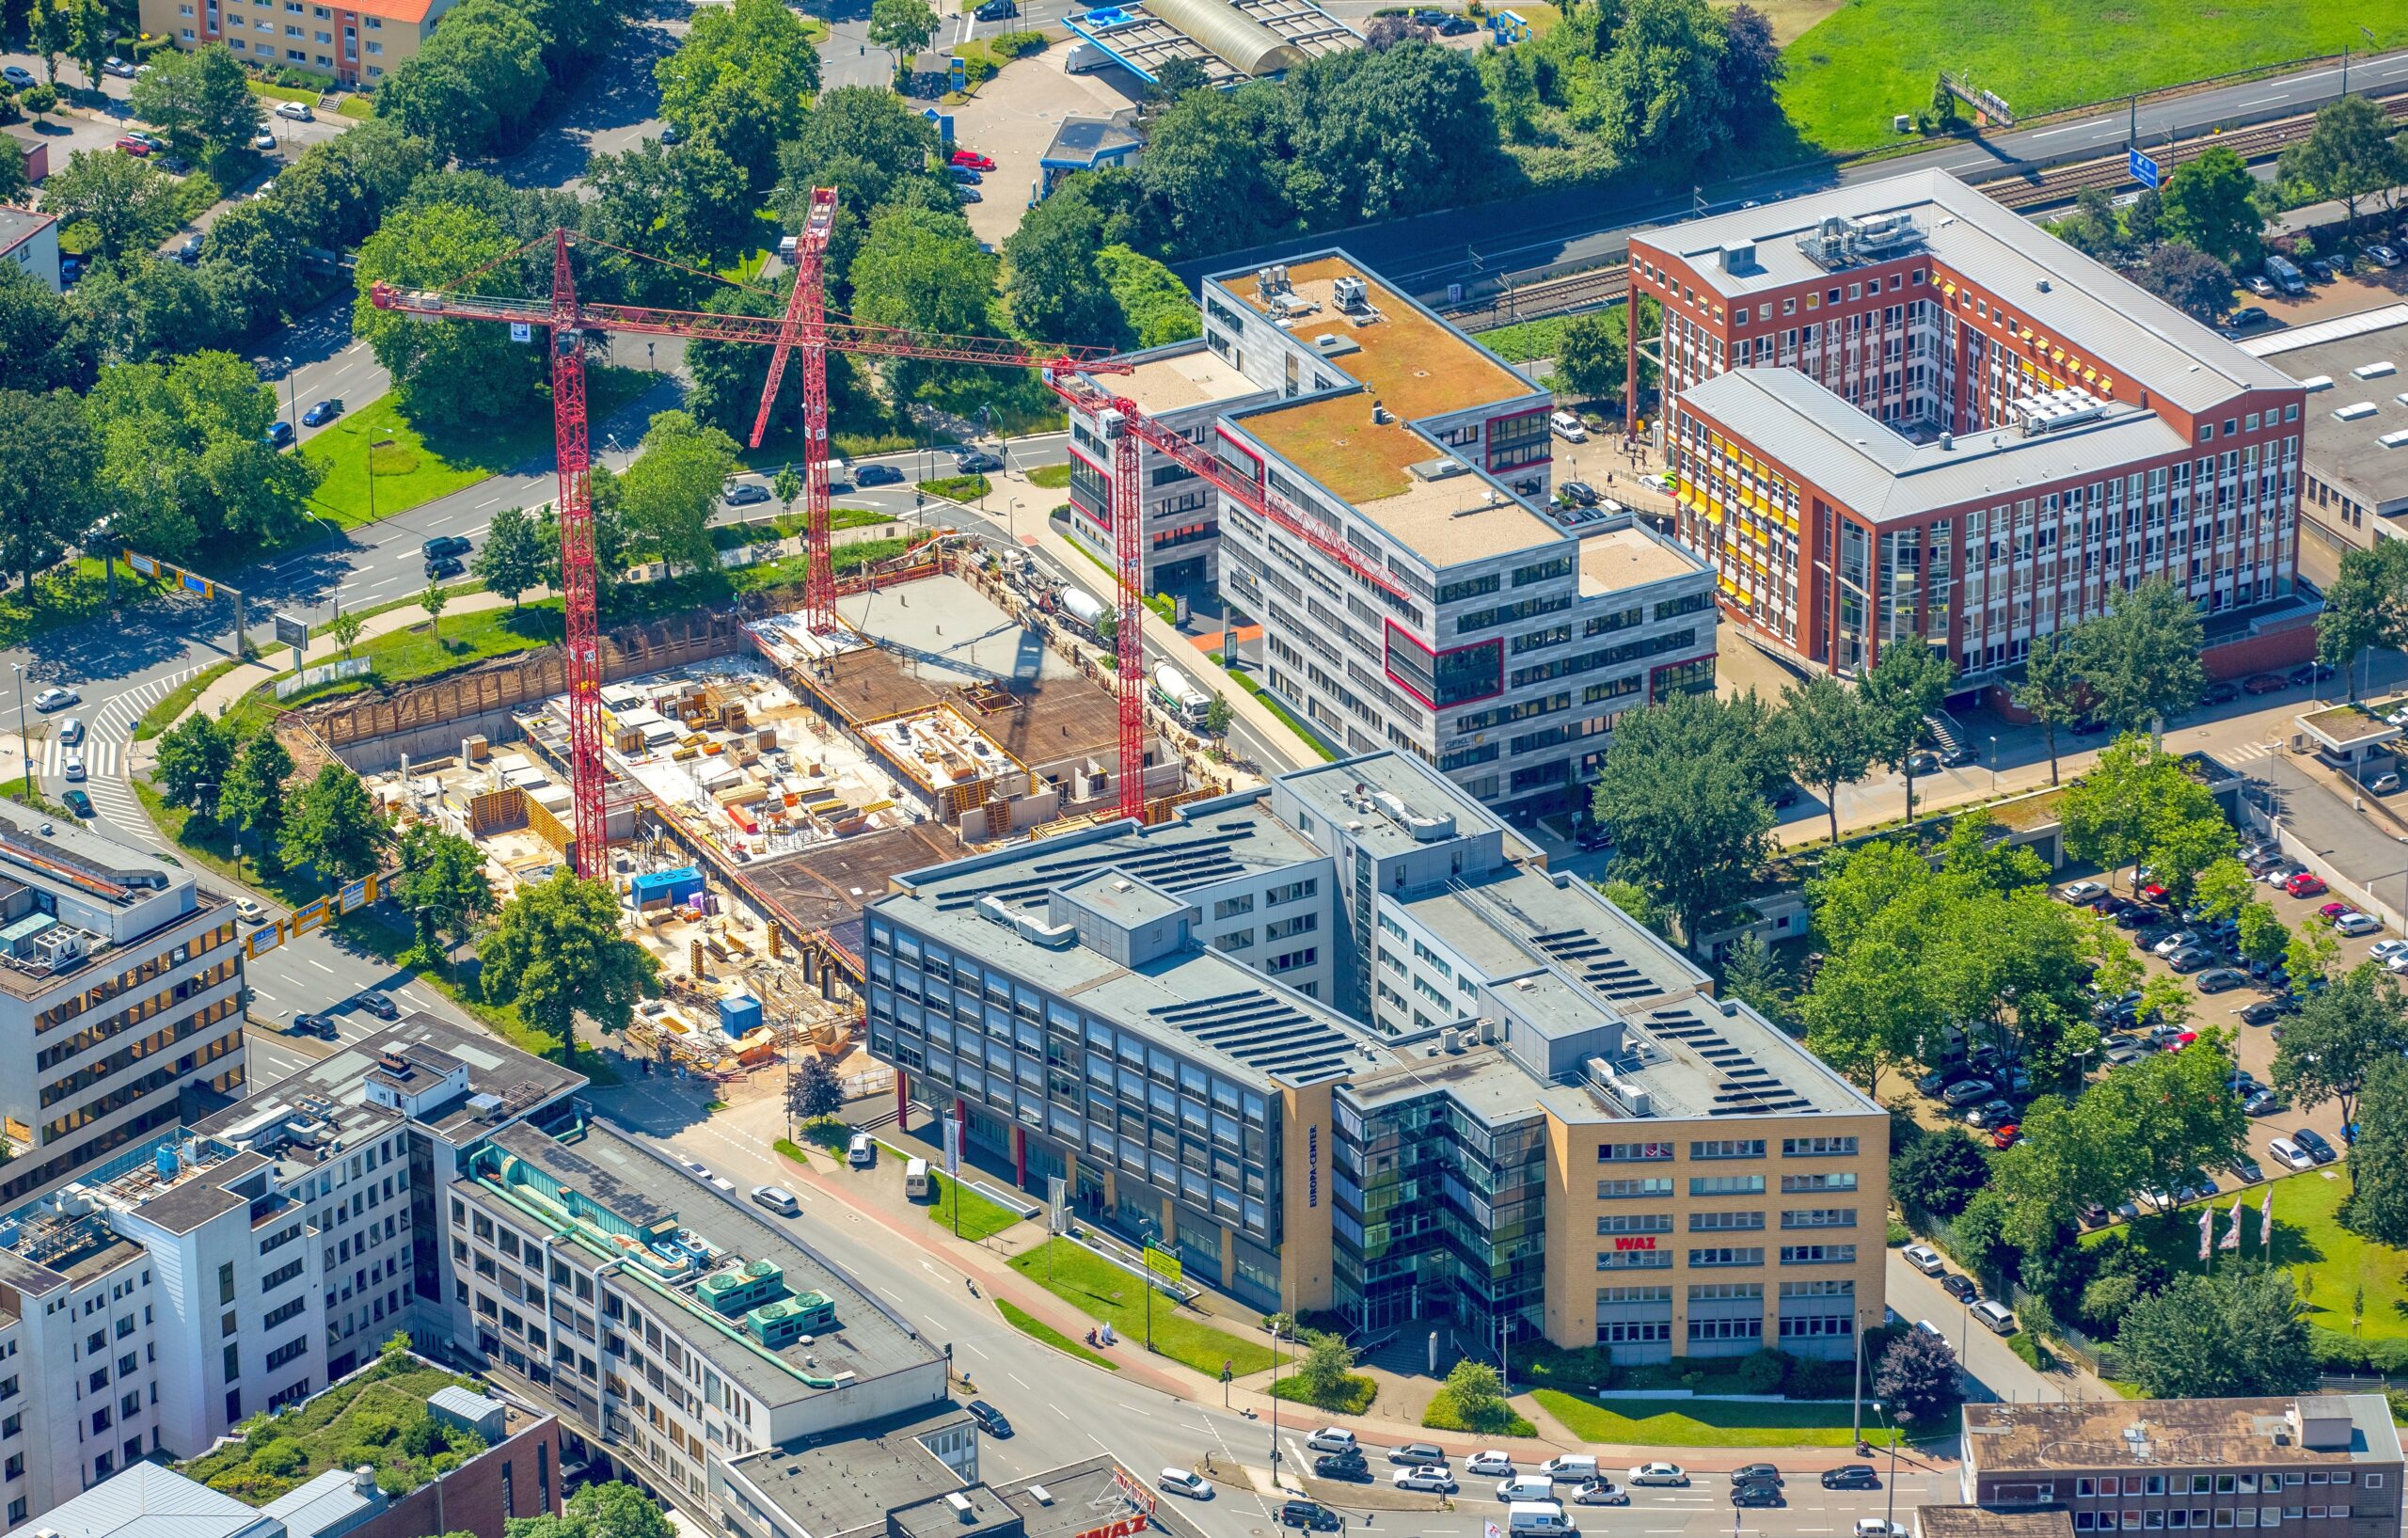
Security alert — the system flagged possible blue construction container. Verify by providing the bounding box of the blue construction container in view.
[630,866,705,908]
[718,994,764,1039]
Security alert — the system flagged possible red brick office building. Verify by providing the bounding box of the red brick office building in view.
[1626,170,2313,684]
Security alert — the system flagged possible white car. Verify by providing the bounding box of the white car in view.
[32,687,77,712]
[1306,1429,1357,1454]
[1466,1451,1515,1477]
[1549,410,1588,442]
[1158,1469,1212,1499]
[1394,1467,1456,1493]
[2268,1136,2316,1172]
[2151,930,2200,956]
[1628,1463,1689,1487]
[2058,880,2105,903]
[1858,1522,1909,1538]
[234,897,268,925]
[2336,912,2380,936]
[2368,244,2402,269]
[274,101,313,120]
[61,750,84,782]
[56,717,82,746]
[2371,939,2408,963]
[102,55,137,76]
[1902,1243,1945,1276]
[252,130,277,151]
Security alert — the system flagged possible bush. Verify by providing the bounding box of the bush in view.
[1886,1218,1911,1247]
[990,28,1045,55]
[1734,1350,1785,1395]
[250,1441,306,1477]
[1519,1340,1615,1392]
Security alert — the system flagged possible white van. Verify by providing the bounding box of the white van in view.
[1507,1501,1576,1537]
[1065,41,1108,72]
[1497,1476,1556,1503]
[1549,410,1588,443]
[848,1134,875,1167]
[1539,1455,1599,1483]
[905,1158,932,1198]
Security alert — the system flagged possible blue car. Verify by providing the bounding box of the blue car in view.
[266,420,294,448]
[302,397,342,426]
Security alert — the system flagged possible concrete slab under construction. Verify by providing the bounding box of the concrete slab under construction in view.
[739,822,972,962]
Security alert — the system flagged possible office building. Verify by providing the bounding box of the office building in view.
[1961,1394,2402,1538]
[136,0,457,83]
[2237,304,2408,584]
[1628,169,2309,684]
[1066,254,1716,822]
[0,807,247,1212]
[863,750,1884,1355]
[723,1429,1188,1538]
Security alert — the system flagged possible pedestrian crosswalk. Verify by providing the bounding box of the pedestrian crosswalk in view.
[49,665,205,845]
[2221,739,2284,765]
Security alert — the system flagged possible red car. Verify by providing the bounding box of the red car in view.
[2242,673,2289,695]
[950,150,997,171]
[2286,871,2328,897]
[2321,901,2353,921]
[2139,882,2171,904]
[1992,1124,2020,1150]
[115,135,151,155]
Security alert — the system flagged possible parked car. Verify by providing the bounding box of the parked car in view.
[114,135,153,156]
[1559,480,1601,507]
[2337,912,2381,936]
[1971,1300,2019,1336]
[1939,1077,1997,1107]
[2285,871,2328,897]
[965,1400,1012,1437]
[2295,1128,2339,1164]
[724,481,770,505]
[1550,409,1589,443]
[2242,673,2289,694]
[1902,1245,1945,1276]
[2240,1000,2287,1026]
[2269,1136,2317,1171]
[252,129,277,151]
[1466,1451,1515,1477]
[2197,968,2248,993]
[2200,679,2241,705]
[2059,880,2107,904]
[2151,930,2201,957]
[1964,1100,2018,1130]
[1822,1466,1880,1491]
[1393,1467,1455,1494]
[2290,662,2336,686]
[951,150,998,171]
[2228,1154,2265,1184]
[2306,259,2337,283]
[275,101,314,120]
[2246,275,2277,296]
[2369,244,2403,269]
[1939,1273,1978,1304]
[102,55,136,76]
[302,398,343,426]
[952,166,984,184]
[2165,947,2215,974]
[750,1184,800,1215]
[1629,1465,1690,1487]
[2242,1087,2284,1118]
[0,65,33,88]
[352,991,398,1020]
[1388,1444,1447,1467]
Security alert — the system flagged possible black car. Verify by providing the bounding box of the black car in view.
[2289,662,2335,685]
[2071,717,2112,736]
[2200,679,2240,705]
[957,451,1005,474]
[423,534,473,561]
[1731,1465,1782,1487]
[725,481,770,506]
[2294,1128,2338,1164]
[2241,999,2288,1025]
[352,991,398,1020]
[1821,1466,1879,1490]
[1940,1273,1978,1304]
[1731,1483,1783,1508]
[426,554,466,580]
[1559,480,1600,507]
[62,788,94,818]
[856,463,905,486]
[293,1012,339,1039]
[1314,1453,1371,1482]
[974,0,1017,16]
[965,1399,1013,1437]
[1280,1500,1342,1531]
[1439,13,1475,29]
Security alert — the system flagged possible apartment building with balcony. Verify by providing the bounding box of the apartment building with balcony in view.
[862,749,1884,1354]
[0,810,246,1213]
[1628,169,2311,685]
[1065,254,1715,824]
[138,0,453,83]
[1961,1395,2402,1538]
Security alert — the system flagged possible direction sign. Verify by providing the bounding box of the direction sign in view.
[2129,148,2161,189]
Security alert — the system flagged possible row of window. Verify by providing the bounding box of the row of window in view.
[1597,1173,1857,1197]
[1599,1136,1860,1161]
[2072,1509,2353,1530]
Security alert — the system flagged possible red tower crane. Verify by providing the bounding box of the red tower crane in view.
[367,209,1132,871]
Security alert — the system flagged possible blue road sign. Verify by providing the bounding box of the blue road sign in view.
[2129,148,2161,189]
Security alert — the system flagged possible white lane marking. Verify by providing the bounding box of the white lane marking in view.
[1008,1372,1030,1388]
[2030,118,2108,138]
[309,959,334,974]
[959,1342,987,1358]
[2237,96,2284,107]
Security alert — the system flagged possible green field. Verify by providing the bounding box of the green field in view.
[1779,0,2408,154]
[997,1299,1120,1370]
[2085,1170,2407,1340]
[1532,1389,1909,1448]
[1008,1238,1286,1378]
[1423,1386,1536,1436]
[1270,1372,1377,1415]
[134,660,239,739]
[918,1168,1028,1242]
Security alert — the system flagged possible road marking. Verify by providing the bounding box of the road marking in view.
[309,959,335,974]
[2030,118,2108,138]
[252,990,277,1002]
[1008,1372,1029,1388]
[2237,96,2284,107]
[959,1342,987,1358]
[1054,1404,1073,1421]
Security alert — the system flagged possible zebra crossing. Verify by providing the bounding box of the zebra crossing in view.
[2219,738,2286,766]
[52,666,204,844]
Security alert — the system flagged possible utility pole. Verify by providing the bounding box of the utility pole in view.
[1850,1308,1864,1447]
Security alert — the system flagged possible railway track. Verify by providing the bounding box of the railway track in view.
[1444,94,2408,332]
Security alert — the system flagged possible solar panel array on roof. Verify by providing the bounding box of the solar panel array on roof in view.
[1149,990,1359,1084]
[931,822,1265,913]
[1641,1007,1814,1116]
[1527,928,1659,1001]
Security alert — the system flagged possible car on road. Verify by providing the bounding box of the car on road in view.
[2242,672,2289,694]
[1392,1467,1455,1494]
[956,450,1005,474]
[2284,871,2328,897]
[1466,1451,1515,1477]
[423,534,473,561]
[426,554,466,579]
[855,463,904,486]
[1940,1273,1979,1304]
[965,1400,1012,1437]
[1732,1483,1782,1507]
[352,991,398,1019]
[266,420,294,448]
[2268,1136,2317,1171]
[1730,1465,1782,1487]
[1857,1522,1909,1538]
[62,788,93,818]
[103,55,136,76]
[1823,1466,1880,1490]
[1314,1453,1370,1482]
[293,1012,338,1039]
[1903,1244,1945,1275]
[951,150,997,171]
[2058,880,2106,904]
[750,1184,800,1215]
[2337,912,2380,936]
[235,897,268,924]
[973,0,1017,16]
[302,398,342,426]
[2295,1127,2339,1163]
[724,481,770,506]
[1280,1499,1342,1530]
[60,748,84,781]
[1971,1299,2019,1336]
[1306,1429,1357,1453]
[1939,1077,1996,1107]
[32,686,77,712]
[1387,1443,1447,1467]
[1571,1480,1628,1505]
[1159,1469,1212,1499]
[275,101,314,120]
[55,715,85,747]
[1629,1463,1689,1487]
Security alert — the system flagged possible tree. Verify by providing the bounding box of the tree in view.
[1858,641,1955,825]
[87,351,321,562]
[1592,692,1773,945]
[847,206,998,407]
[472,504,545,608]
[40,148,182,262]
[65,252,244,365]
[2272,963,2408,1149]
[1001,194,1126,353]
[1147,54,1209,108]
[1592,0,1734,168]
[865,0,934,77]
[1202,693,1234,737]
[2161,145,2270,267]
[326,607,365,658]
[154,711,236,812]
[217,730,293,871]
[1777,674,1872,844]
[354,202,546,431]
[1552,309,1624,403]
[655,0,820,188]
[1890,1131,1989,1218]
[2118,1266,2316,1400]
[787,1054,844,1124]
[284,762,392,883]
[1870,1327,1960,1431]
[2347,1055,2408,1246]
[564,1482,676,1538]
[129,43,261,160]
[1718,934,1792,1026]
[420,578,450,640]
[2074,579,2205,733]
[375,0,548,162]
[2315,544,2408,699]
[618,410,737,575]
[2014,630,2086,786]
[482,872,660,1059]
[0,388,96,592]
[1297,1331,1357,1405]
[0,264,95,394]
[2131,241,2237,325]
[1442,1356,1506,1422]
[392,823,495,960]
[0,140,24,210]
[2051,186,2127,260]
[2059,734,2233,900]
[2279,94,2404,231]
[583,139,757,298]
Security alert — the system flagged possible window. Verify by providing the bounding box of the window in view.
[218,1263,235,1305]
[1689,1174,1766,1196]
[1599,1142,1673,1162]
[1690,1139,1765,1160]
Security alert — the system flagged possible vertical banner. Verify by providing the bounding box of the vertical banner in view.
[942,1113,961,1176]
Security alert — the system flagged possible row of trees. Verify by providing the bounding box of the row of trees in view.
[2012,579,2207,782]
[1483,0,1784,171]
[375,0,629,162]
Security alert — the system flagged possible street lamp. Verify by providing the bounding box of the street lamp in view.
[1989,734,1999,792]
[281,356,298,438]
[9,665,26,797]
[366,436,395,522]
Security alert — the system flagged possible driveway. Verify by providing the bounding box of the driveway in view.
[943,40,1140,246]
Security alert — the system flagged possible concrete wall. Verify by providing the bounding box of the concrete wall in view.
[356,1411,563,1538]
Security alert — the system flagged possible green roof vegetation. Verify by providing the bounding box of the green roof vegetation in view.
[180,1353,489,1504]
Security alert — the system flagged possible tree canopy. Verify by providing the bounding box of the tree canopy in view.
[2117,1266,2316,1400]
[1591,690,1776,944]
[355,202,547,431]
[480,871,661,1059]
[87,351,324,561]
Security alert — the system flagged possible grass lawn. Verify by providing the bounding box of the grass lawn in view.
[135,660,239,740]
[998,1299,1120,1370]
[1474,314,1569,364]
[2084,1170,2401,1340]
[246,79,321,104]
[925,1171,1028,1242]
[299,370,649,529]
[0,557,162,650]
[1780,0,2408,154]
[1270,1372,1377,1415]
[917,474,991,502]
[182,1357,477,1501]
[1533,1390,1909,1447]
[1224,667,1337,761]
[1008,1238,1285,1378]
[1025,464,1072,489]
[336,94,373,119]
[1422,1387,1536,1437]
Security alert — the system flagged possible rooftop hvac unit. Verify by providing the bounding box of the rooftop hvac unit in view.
[1332,275,1369,311]
[29,928,85,970]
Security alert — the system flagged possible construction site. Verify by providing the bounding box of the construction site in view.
[311,543,1252,1088]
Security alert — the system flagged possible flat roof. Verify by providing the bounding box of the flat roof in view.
[1224,256,1529,422]
[1918,1509,2075,1538]
[2245,305,2408,514]
[1964,1394,2404,1471]
[22,1460,275,1538]
[1117,342,1265,417]
[728,1403,973,1538]
[1682,366,2188,524]
[1636,168,2298,415]
[1279,752,1509,863]
[0,206,56,258]
[192,1012,584,1147]
[1577,522,1708,594]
